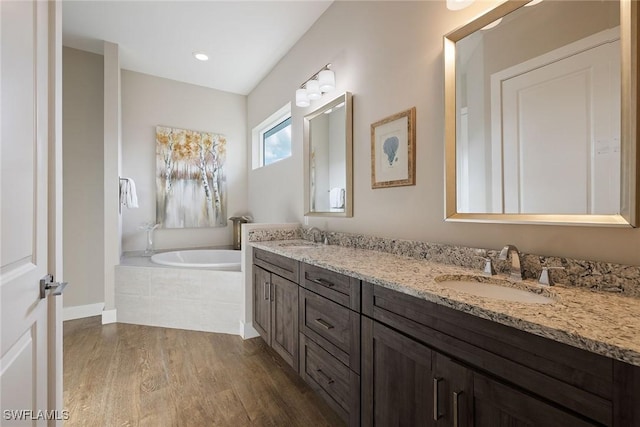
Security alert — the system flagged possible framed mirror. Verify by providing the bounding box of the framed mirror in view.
[304,92,353,217]
[444,0,638,226]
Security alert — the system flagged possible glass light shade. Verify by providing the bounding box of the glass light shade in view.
[296,88,310,107]
[446,0,474,10]
[306,79,321,100]
[318,69,335,92]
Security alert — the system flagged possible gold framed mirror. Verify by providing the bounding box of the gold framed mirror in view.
[304,92,353,217]
[444,0,638,226]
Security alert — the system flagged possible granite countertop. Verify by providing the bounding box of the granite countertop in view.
[252,239,640,367]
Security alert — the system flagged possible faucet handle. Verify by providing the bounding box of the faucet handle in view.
[482,257,497,276]
[538,266,565,286]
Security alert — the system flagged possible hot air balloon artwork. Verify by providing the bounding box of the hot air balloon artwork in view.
[370,107,416,188]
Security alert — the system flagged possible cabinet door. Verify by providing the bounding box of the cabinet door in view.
[270,274,299,372]
[474,374,599,427]
[253,265,271,344]
[362,317,434,426]
[434,353,473,427]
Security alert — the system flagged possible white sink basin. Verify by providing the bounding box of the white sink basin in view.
[435,277,554,304]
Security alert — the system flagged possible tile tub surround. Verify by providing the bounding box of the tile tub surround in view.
[115,263,242,335]
[285,229,640,298]
[251,240,640,367]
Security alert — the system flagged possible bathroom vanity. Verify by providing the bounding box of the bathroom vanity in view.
[251,241,640,427]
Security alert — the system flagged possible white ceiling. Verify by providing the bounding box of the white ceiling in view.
[62,1,333,95]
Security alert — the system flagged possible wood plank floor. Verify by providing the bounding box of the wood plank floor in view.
[63,317,345,426]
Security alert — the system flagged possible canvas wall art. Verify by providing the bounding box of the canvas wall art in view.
[156,126,227,228]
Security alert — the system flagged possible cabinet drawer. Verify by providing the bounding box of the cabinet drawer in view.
[300,288,360,372]
[300,334,359,426]
[301,263,360,310]
[253,248,299,282]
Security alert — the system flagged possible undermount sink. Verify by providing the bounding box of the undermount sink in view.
[277,242,321,249]
[434,275,554,304]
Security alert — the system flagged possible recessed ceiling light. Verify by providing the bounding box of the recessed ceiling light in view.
[193,52,209,61]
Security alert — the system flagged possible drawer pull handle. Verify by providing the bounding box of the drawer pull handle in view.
[433,377,442,421]
[453,391,462,427]
[312,277,335,288]
[314,318,334,330]
[316,368,334,384]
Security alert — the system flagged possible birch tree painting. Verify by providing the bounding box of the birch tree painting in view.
[156,126,227,228]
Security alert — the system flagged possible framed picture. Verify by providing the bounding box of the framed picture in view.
[371,107,416,188]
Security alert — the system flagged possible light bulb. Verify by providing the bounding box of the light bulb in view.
[306,79,321,100]
[318,69,335,92]
[296,88,310,107]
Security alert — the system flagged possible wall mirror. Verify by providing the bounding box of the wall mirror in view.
[304,92,353,217]
[444,0,638,226]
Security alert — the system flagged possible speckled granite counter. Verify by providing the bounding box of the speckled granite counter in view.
[251,239,640,367]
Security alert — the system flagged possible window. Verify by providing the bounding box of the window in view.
[252,103,292,169]
[262,116,292,166]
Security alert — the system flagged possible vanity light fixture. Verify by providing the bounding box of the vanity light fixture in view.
[295,64,335,107]
[193,52,209,61]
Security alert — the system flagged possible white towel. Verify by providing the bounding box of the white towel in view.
[329,188,345,209]
[119,177,139,208]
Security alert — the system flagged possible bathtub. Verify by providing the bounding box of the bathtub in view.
[116,250,243,335]
[151,249,240,270]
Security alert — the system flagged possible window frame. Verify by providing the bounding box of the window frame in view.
[252,103,292,169]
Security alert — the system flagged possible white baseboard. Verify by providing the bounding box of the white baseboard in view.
[63,303,105,321]
[101,309,117,324]
[240,321,259,339]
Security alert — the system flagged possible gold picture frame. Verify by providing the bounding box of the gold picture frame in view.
[371,107,416,188]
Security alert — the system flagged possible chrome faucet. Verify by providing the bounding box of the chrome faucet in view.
[307,227,327,244]
[499,244,523,281]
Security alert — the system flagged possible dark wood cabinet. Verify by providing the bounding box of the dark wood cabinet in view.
[361,317,434,426]
[362,315,600,427]
[433,353,473,427]
[299,262,361,426]
[252,252,299,372]
[252,265,271,343]
[252,247,640,427]
[270,273,299,369]
[473,374,597,427]
[361,281,632,426]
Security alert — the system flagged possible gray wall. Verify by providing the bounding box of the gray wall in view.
[62,47,105,308]
[120,71,248,252]
[247,0,640,266]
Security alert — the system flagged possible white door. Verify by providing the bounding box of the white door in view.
[1,1,62,425]
[490,29,620,214]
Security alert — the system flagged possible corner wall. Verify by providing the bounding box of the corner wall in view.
[247,0,640,266]
[121,71,248,252]
[62,47,105,310]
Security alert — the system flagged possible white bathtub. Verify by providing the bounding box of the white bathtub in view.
[116,250,243,335]
[151,249,240,270]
